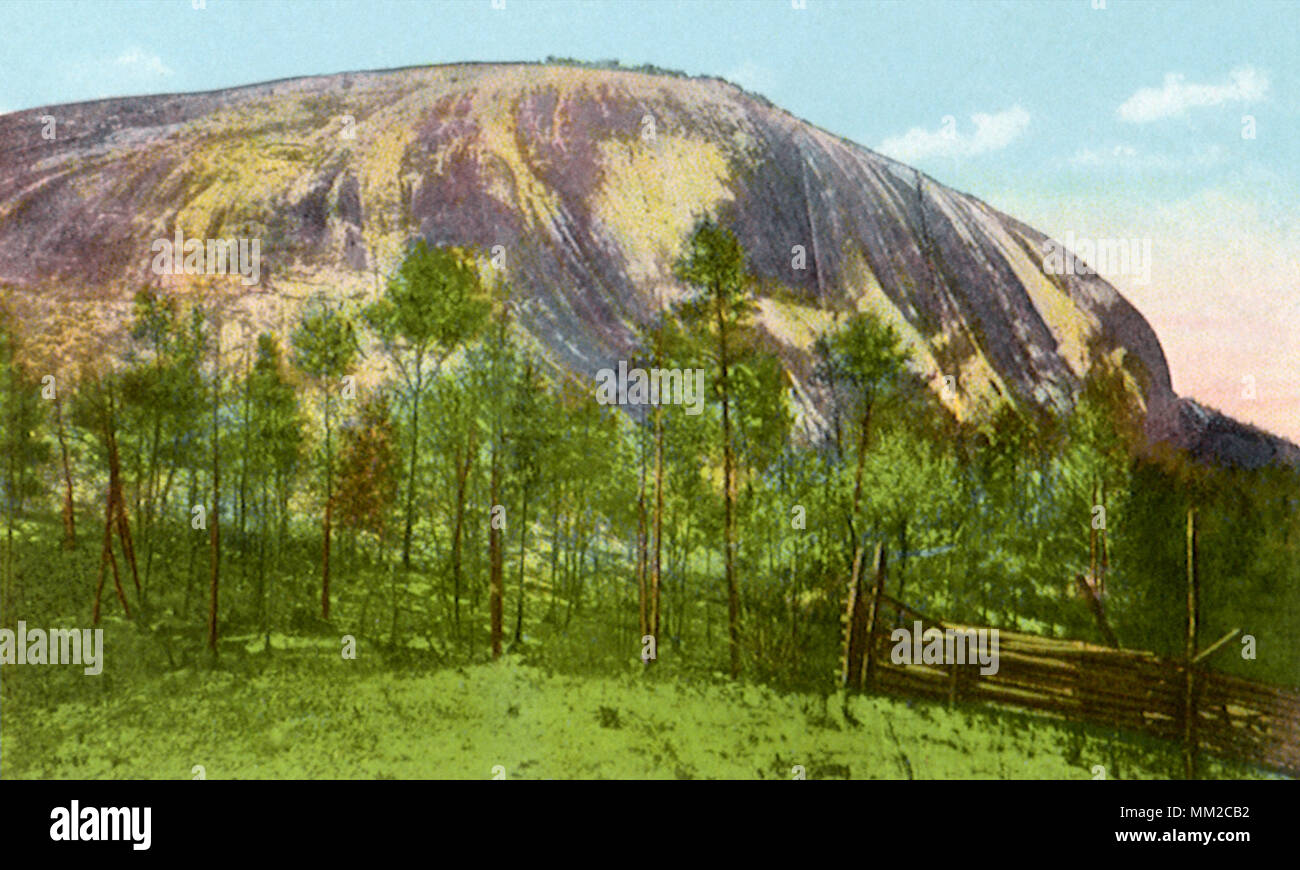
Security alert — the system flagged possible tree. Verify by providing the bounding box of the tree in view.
[428,368,480,638]
[243,334,304,651]
[364,241,490,569]
[74,371,136,624]
[292,298,359,620]
[467,285,524,658]
[205,303,222,652]
[0,314,51,615]
[673,216,756,679]
[118,290,206,598]
[486,308,508,658]
[1066,365,1141,599]
[337,394,398,541]
[637,307,678,657]
[336,392,400,642]
[507,355,546,645]
[817,312,908,549]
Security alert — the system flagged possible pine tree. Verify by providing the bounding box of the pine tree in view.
[292,299,359,620]
[673,216,756,679]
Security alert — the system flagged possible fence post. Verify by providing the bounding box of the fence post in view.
[860,543,888,689]
[840,546,869,689]
[1184,507,1199,780]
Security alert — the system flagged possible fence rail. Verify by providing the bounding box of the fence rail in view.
[840,538,1300,778]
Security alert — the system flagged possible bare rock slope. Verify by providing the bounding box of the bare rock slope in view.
[0,63,1292,465]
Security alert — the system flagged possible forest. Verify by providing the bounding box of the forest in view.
[2,217,1297,778]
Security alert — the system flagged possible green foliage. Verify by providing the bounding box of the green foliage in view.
[246,334,305,485]
[364,242,491,568]
[674,216,754,337]
[817,311,909,412]
[363,241,490,368]
[0,317,52,516]
[292,297,359,381]
[730,353,792,472]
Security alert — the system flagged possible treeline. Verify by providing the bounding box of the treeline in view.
[1,218,1297,688]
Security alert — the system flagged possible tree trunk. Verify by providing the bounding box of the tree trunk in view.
[1099,479,1109,597]
[112,472,141,599]
[95,484,131,623]
[3,363,14,615]
[488,439,504,658]
[208,361,221,651]
[513,486,529,644]
[450,426,476,635]
[92,488,106,624]
[105,490,130,618]
[635,426,648,641]
[151,461,177,591]
[95,391,133,622]
[238,358,251,592]
[321,390,332,620]
[389,545,401,647]
[184,467,198,616]
[401,358,423,568]
[110,455,140,599]
[1089,477,1098,587]
[650,401,664,655]
[104,397,141,597]
[55,393,76,549]
[790,530,800,668]
[850,403,872,528]
[894,519,909,627]
[717,303,740,679]
[142,396,162,589]
[547,505,560,624]
[259,478,271,654]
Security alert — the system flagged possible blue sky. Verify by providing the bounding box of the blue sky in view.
[1,0,1297,438]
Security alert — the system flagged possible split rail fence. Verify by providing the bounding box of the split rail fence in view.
[840,516,1300,778]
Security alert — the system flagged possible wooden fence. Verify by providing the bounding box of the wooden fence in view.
[840,534,1300,778]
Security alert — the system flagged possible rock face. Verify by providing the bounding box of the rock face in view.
[0,62,1291,465]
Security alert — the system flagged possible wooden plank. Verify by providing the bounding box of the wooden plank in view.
[859,543,888,689]
[1193,628,1241,664]
[839,546,869,689]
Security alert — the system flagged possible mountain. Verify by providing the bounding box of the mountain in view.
[1,62,1294,466]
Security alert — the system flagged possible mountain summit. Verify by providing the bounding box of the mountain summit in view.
[0,62,1293,465]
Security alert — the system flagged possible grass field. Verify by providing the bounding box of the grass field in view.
[1,623,1276,780]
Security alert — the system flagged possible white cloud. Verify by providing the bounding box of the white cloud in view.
[1069,144,1137,166]
[1117,66,1268,123]
[114,47,174,78]
[1068,144,1224,170]
[877,105,1030,161]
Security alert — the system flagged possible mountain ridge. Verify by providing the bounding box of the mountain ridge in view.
[1,61,1294,467]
